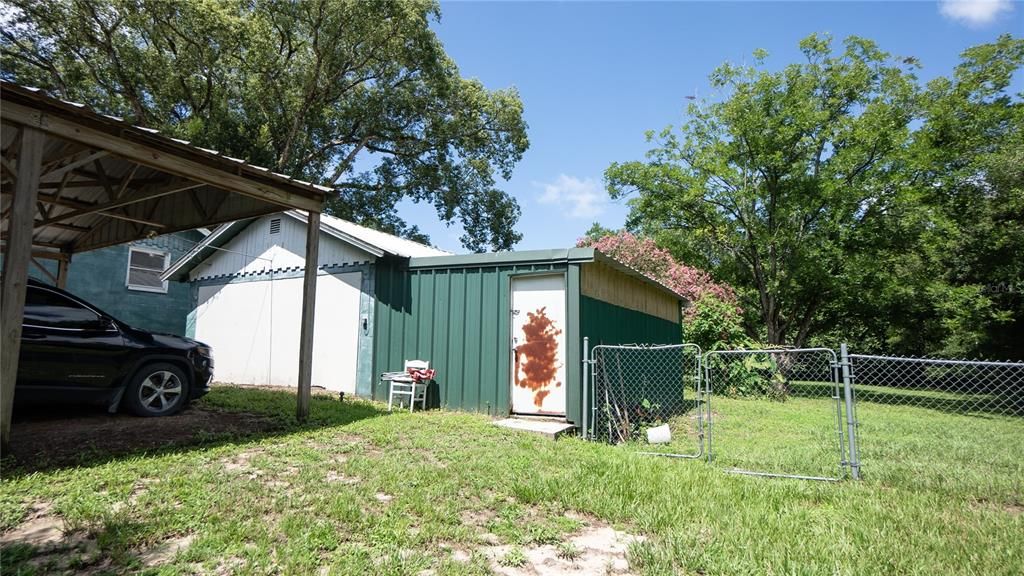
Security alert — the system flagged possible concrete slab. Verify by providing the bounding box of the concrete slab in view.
[493,418,576,440]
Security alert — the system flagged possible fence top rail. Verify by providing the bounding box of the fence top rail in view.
[849,354,1024,368]
[591,343,702,351]
[706,347,837,358]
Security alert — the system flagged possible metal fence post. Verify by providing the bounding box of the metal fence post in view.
[704,359,713,463]
[840,343,861,480]
[582,336,590,440]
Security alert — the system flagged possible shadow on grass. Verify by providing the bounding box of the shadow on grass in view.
[788,380,1023,419]
[2,385,390,477]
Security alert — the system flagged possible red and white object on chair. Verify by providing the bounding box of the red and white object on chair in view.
[407,366,436,382]
[383,360,433,412]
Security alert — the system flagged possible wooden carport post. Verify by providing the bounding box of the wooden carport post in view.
[56,252,70,289]
[296,211,320,422]
[1,127,44,454]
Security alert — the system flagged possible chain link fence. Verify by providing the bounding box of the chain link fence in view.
[847,354,1024,494]
[848,354,1024,416]
[586,343,1023,486]
[590,344,704,458]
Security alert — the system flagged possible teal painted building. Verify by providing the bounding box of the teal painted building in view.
[372,248,683,426]
[25,232,204,336]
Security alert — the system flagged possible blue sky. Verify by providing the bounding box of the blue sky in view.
[397,1,1022,253]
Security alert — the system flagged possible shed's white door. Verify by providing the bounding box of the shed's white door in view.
[510,274,567,416]
[194,271,361,393]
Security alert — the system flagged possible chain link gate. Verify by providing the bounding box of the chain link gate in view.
[702,348,846,480]
[585,343,851,481]
[587,343,705,458]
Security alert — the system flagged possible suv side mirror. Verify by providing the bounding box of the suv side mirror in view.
[94,317,118,332]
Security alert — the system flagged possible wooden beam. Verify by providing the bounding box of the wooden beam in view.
[116,164,141,200]
[30,256,58,284]
[0,239,67,250]
[1,126,23,159]
[3,101,323,212]
[37,192,95,210]
[187,188,209,220]
[92,158,115,201]
[39,150,109,182]
[35,221,89,234]
[96,211,165,228]
[0,127,22,186]
[1,126,43,454]
[56,255,70,289]
[2,221,89,239]
[46,171,74,218]
[296,211,320,422]
[0,156,18,181]
[33,177,166,190]
[29,250,70,261]
[71,204,295,253]
[34,180,202,229]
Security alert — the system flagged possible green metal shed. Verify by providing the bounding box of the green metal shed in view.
[370,248,683,426]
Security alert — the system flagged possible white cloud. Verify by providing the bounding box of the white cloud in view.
[939,0,1014,27]
[535,174,607,219]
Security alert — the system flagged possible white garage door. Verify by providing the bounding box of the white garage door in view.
[194,271,362,393]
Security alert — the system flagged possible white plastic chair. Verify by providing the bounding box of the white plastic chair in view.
[383,360,430,412]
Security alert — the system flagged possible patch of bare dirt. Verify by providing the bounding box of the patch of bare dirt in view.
[137,533,195,567]
[0,501,104,573]
[221,447,268,477]
[971,498,1024,517]
[0,502,65,548]
[326,470,361,485]
[460,507,497,529]
[482,524,643,576]
[447,506,643,576]
[7,406,281,472]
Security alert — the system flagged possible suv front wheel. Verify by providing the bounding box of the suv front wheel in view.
[124,363,190,417]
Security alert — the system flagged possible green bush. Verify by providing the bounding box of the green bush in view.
[719,353,789,400]
[683,295,752,351]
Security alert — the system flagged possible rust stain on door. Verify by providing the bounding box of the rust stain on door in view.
[514,307,563,408]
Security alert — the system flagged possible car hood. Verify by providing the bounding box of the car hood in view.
[118,324,208,350]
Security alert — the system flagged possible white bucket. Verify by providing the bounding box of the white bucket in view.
[646,424,672,444]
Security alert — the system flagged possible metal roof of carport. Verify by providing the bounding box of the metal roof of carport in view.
[0,81,330,257]
[1,81,329,451]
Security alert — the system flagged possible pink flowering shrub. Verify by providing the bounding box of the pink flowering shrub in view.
[577,231,739,321]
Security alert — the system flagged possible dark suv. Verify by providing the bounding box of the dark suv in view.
[16,279,214,416]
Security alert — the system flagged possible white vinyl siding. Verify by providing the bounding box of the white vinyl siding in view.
[188,215,375,280]
[194,271,362,392]
[126,247,170,293]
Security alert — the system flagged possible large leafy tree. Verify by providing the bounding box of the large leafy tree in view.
[606,33,1024,357]
[1,0,528,251]
[606,35,919,346]
[848,35,1024,358]
[805,36,1024,359]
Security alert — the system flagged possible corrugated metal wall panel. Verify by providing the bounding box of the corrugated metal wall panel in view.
[373,260,570,417]
[580,295,681,347]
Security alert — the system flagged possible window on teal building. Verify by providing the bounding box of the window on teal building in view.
[126,246,170,293]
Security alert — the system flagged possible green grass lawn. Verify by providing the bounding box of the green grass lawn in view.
[2,385,1022,575]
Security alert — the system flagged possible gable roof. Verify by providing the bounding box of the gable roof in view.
[290,211,451,259]
[407,247,686,303]
[162,212,450,281]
